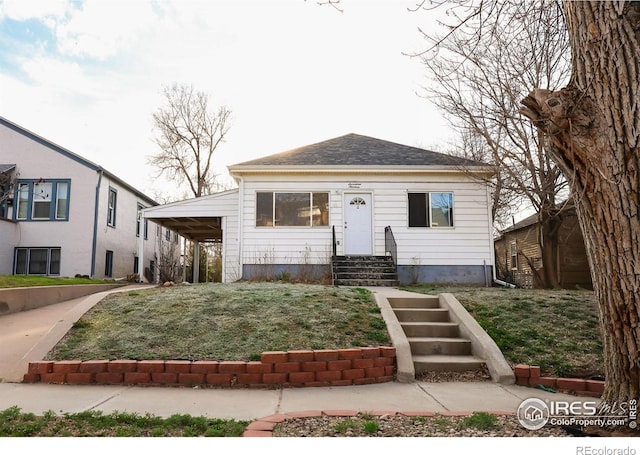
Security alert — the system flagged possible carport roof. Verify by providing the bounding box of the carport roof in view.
[144,215,222,243]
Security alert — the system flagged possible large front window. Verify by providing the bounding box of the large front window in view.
[14,247,61,275]
[14,180,70,221]
[256,192,329,227]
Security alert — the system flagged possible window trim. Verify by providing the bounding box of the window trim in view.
[14,179,71,221]
[407,191,455,228]
[107,187,117,227]
[13,247,62,276]
[255,191,330,228]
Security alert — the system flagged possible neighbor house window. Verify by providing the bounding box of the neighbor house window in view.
[256,192,329,227]
[136,204,148,239]
[14,247,61,275]
[14,180,70,221]
[107,188,117,227]
[408,192,454,227]
[105,250,114,277]
[510,242,518,270]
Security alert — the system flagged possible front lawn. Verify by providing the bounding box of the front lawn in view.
[0,275,112,288]
[402,285,602,378]
[46,282,390,362]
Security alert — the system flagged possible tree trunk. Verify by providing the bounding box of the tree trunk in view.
[521,1,640,406]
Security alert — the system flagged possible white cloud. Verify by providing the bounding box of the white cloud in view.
[55,0,157,60]
[0,0,70,23]
[0,0,455,198]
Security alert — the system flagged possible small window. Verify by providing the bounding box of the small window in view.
[105,250,114,277]
[510,242,518,270]
[408,192,454,228]
[107,188,117,227]
[165,228,171,241]
[14,247,61,275]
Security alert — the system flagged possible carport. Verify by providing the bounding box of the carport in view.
[137,189,239,284]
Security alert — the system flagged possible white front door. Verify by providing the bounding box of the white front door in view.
[343,193,372,255]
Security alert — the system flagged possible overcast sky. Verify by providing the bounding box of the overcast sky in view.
[0,0,455,200]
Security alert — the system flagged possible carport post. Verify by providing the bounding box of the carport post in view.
[137,208,144,283]
[193,240,200,283]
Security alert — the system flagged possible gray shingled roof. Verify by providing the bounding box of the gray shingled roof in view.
[231,134,489,168]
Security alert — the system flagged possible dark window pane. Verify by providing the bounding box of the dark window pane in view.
[312,192,329,227]
[275,193,310,226]
[15,248,27,274]
[50,248,61,275]
[256,192,273,226]
[408,193,428,227]
[29,249,48,274]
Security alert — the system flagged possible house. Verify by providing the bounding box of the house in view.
[141,134,496,285]
[0,116,177,280]
[494,204,592,289]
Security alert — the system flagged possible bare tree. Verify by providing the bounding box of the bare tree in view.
[419,0,571,288]
[149,83,232,198]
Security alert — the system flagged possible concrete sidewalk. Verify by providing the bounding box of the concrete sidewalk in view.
[0,284,594,422]
[0,380,589,421]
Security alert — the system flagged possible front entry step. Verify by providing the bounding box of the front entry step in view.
[412,355,486,373]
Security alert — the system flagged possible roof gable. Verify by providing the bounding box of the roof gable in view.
[0,116,157,206]
[230,134,488,168]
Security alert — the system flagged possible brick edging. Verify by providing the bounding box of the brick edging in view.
[23,347,396,388]
[512,364,604,397]
[242,410,516,437]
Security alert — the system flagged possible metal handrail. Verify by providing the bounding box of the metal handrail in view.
[331,225,337,258]
[384,226,397,267]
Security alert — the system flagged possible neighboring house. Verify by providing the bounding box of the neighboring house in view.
[141,134,496,285]
[0,116,177,280]
[494,204,592,289]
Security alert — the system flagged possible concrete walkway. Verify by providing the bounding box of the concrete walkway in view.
[0,284,594,421]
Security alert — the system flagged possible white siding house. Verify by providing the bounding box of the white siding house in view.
[0,117,171,280]
[143,134,496,285]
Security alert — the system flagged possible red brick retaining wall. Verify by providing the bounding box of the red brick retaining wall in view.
[512,364,604,397]
[23,347,396,388]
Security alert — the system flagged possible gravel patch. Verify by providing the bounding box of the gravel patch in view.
[272,413,571,437]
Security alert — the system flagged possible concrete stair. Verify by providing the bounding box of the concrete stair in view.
[332,255,399,287]
[388,295,485,374]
